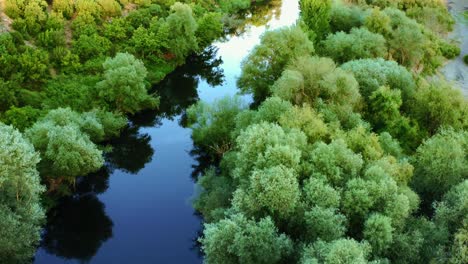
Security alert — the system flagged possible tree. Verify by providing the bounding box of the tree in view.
[0,123,45,263]
[300,0,332,41]
[410,81,468,135]
[363,214,394,255]
[368,86,420,150]
[1,106,42,131]
[72,34,112,62]
[302,178,341,209]
[232,122,306,184]
[341,58,416,108]
[237,26,315,101]
[271,56,362,123]
[196,12,224,48]
[96,53,159,114]
[97,0,122,17]
[411,129,468,203]
[304,207,347,242]
[187,95,247,158]
[434,180,468,240]
[301,239,370,264]
[165,3,198,64]
[17,47,50,85]
[52,0,75,18]
[304,139,363,187]
[201,214,293,264]
[330,4,365,33]
[321,27,387,64]
[26,122,104,184]
[23,108,122,188]
[233,165,301,218]
[365,7,392,36]
[22,0,48,36]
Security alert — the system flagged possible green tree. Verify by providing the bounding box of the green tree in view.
[52,0,75,18]
[23,108,124,187]
[304,139,363,187]
[201,214,293,264]
[233,165,301,218]
[368,86,420,150]
[17,47,50,85]
[363,213,394,255]
[195,12,223,48]
[300,0,332,40]
[341,58,416,107]
[304,207,347,242]
[72,34,112,62]
[232,122,307,184]
[96,53,159,114]
[26,121,104,185]
[97,0,122,17]
[411,129,468,203]
[272,56,361,113]
[165,2,198,64]
[301,238,370,264]
[237,26,314,101]
[187,95,247,158]
[322,27,387,64]
[410,81,468,135]
[1,106,42,131]
[0,123,45,263]
[330,4,365,33]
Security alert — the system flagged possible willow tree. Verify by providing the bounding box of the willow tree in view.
[237,26,315,101]
[96,53,159,114]
[0,123,45,263]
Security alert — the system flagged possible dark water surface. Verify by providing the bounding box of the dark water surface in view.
[34,1,299,263]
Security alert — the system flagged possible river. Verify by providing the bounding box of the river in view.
[33,0,299,263]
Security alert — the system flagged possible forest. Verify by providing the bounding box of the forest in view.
[0,0,467,263]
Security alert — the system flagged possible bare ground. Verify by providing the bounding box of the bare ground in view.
[441,0,468,96]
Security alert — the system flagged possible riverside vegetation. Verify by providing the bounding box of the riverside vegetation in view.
[0,0,271,262]
[187,0,468,263]
[0,0,467,263]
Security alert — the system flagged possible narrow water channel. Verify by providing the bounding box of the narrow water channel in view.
[33,0,299,263]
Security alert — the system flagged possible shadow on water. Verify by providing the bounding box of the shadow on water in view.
[105,125,154,175]
[129,46,224,128]
[40,194,113,262]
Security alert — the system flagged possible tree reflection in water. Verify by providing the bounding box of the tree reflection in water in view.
[41,194,113,262]
[105,125,154,175]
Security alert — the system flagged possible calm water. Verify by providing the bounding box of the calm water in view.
[33,1,299,263]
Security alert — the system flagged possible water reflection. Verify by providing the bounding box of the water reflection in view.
[41,194,113,262]
[228,0,283,35]
[105,125,154,175]
[75,167,112,195]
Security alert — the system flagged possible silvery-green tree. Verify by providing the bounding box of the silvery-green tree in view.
[0,123,45,263]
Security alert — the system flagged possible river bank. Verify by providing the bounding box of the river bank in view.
[442,0,468,95]
[33,1,299,263]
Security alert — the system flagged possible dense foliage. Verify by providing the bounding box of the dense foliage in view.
[188,0,468,263]
[0,0,269,261]
[0,124,45,263]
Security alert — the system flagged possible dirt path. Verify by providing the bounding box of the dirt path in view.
[0,0,13,33]
[442,0,468,96]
